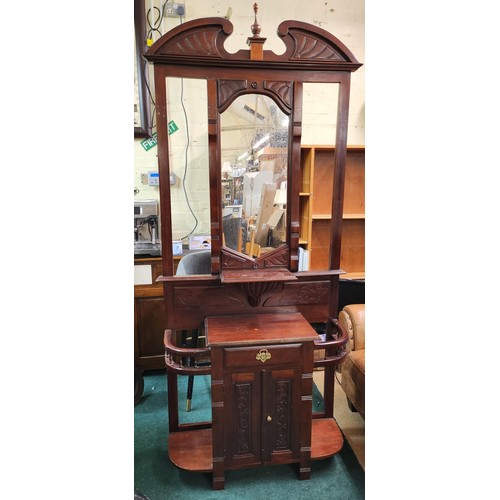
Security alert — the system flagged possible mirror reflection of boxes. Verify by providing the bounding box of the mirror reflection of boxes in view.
[243,170,273,217]
[222,205,243,218]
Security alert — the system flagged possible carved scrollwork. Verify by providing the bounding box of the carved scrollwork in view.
[176,288,206,307]
[218,80,248,109]
[263,281,330,307]
[263,81,292,111]
[221,250,254,269]
[262,248,289,267]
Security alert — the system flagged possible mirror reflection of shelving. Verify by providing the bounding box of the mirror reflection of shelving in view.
[299,145,365,277]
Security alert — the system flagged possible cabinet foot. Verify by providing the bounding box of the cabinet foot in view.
[299,466,311,480]
[212,475,225,490]
[134,368,144,405]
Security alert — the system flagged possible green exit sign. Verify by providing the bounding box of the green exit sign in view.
[140,120,178,151]
[168,120,179,134]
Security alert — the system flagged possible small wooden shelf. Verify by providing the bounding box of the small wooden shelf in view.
[169,428,213,472]
[311,214,364,220]
[220,268,297,284]
[342,272,365,280]
[168,418,344,473]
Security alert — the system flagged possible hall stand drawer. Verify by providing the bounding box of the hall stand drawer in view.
[223,343,303,369]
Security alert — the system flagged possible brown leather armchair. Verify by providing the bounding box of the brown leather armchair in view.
[338,304,365,419]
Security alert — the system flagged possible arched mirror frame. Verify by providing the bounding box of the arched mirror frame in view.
[217,82,293,273]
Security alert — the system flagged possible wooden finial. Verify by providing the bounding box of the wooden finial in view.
[247,2,266,60]
[251,3,261,36]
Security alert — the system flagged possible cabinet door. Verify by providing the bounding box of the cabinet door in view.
[223,366,302,468]
[261,368,301,464]
[224,370,262,468]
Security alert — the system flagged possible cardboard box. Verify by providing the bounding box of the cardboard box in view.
[189,235,211,250]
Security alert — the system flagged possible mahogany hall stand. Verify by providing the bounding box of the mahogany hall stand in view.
[140,1,362,490]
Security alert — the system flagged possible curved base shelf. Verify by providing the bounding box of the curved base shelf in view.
[310,417,344,460]
[169,428,213,472]
[168,417,343,473]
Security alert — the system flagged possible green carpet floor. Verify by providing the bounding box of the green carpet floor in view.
[135,371,365,499]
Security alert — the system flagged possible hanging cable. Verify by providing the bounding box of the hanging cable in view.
[173,15,199,241]
[143,11,197,240]
[146,6,162,41]
[178,81,199,236]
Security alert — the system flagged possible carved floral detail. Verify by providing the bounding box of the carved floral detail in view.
[275,380,291,449]
[236,383,251,454]
[263,281,330,306]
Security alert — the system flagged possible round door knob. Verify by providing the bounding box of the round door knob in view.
[266,415,272,422]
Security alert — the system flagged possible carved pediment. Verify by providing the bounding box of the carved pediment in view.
[145,18,361,71]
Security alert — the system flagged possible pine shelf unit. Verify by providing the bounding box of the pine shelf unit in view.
[300,145,365,278]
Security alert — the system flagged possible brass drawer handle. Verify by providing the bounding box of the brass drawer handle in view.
[256,348,271,363]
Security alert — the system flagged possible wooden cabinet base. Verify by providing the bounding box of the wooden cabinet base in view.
[168,417,344,481]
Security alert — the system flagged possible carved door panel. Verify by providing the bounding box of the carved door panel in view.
[223,361,301,469]
[261,368,301,464]
[224,370,262,468]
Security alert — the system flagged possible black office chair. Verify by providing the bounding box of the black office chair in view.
[175,250,212,411]
[176,250,212,276]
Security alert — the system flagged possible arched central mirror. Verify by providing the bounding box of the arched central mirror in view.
[220,94,289,260]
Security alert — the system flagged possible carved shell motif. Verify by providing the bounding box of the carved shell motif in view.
[290,31,345,61]
[263,81,292,111]
[159,27,224,57]
[218,80,248,109]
